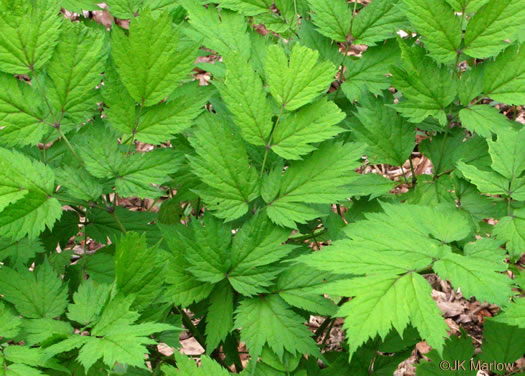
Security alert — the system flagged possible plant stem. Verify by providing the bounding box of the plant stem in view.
[56,125,84,165]
[259,105,284,178]
[108,208,127,233]
[400,165,410,186]
[408,157,417,186]
[288,228,327,242]
[179,308,207,351]
[313,298,348,340]
[127,100,145,154]
[31,71,56,122]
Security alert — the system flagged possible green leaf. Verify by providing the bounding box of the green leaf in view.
[493,208,525,260]
[181,2,251,59]
[235,295,321,361]
[297,20,344,66]
[353,93,415,166]
[392,40,457,124]
[276,264,338,316]
[333,273,448,358]
[265,142,364,228]
[420,128,473,176]
[75,122,124,179]
[20,318,73,346]
[138,82,212,143]
[347,173,397,199]
[105,78,212,144]
[479,320,525,365]
[458,67,484,106]
[352,0,407,46]
[343,203,472,254]
[417,332,476,376]
[433,251,512,306]
[170,215,231,284]
[493,298,525,328]
[487,127,525,181]
[0,237,45,269]
[105,0,142,18]
[55,165,103,202]
[483,44,525,105]
[1,363,45,376]
[86,207,160,245]
[205,281,234,352]
[163,353,232,375]
[46,21,107,126]
[219,53,273,146]
[0,0,62,74]
[115,232,165,309]
[341,39,401,102]
[265,44,336,111]
[306,0,351,42]
[0,260,68,319]
[115,149,183,199]
[456,161,509,196]
[66,279,112,327]
[46,295,174,372]
[164,251,215,306]
[0,301,21,338]
[111,10,197,106]
[271,98,345,160]
[217,0,270,16]
[228,212,291,295]
[188,115,259,221]
[60,0,101,12]
[400,0,462,64]
[459,105,512,138]
[0,73,48,147]
[300,239,432,277]
[160,221,220,305]
[463,0,525,58]
[444,0,488,13]
[0,148,62,240]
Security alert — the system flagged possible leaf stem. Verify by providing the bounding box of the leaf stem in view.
[31,70,56,122]
[259,105,285,178]
[408,157,417,186]
[178,308,207,351]
[56,124,84,165]
[127,99,145,154]
[108,207,127,233]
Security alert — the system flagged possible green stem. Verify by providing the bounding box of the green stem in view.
[408,157,417,186]
[56,125,84,165]
[127,100,145,154]
[400,165,410,186]
[31,71,56,122]
[178,308,207,351]
[434,126,450,179]
[259,105,285,178]
[109,208,127,234]
[321,318,336,347]
[313,298,348,340]
[288,228,327,242]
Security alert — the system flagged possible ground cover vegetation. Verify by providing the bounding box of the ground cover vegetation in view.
[0,0,524,374]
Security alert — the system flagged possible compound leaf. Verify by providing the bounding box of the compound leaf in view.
[463,0,525,58]
[0,260,68,319]
[400,0,462,64]
[188,115,259,221]
[0,0,62,74]
[306,0,351,42]
[265,43,336,111]
[111,10,197,106]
